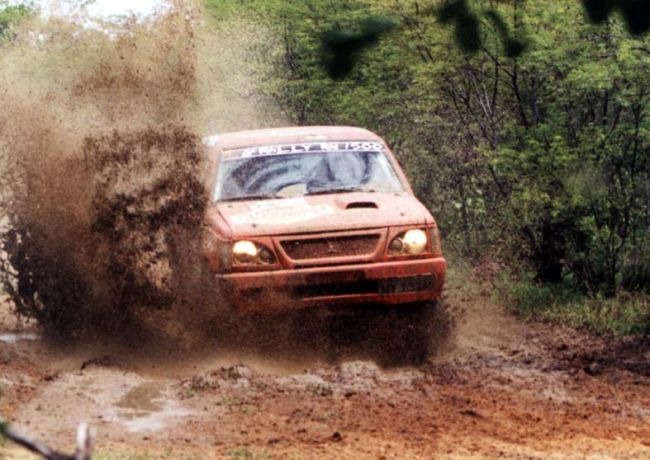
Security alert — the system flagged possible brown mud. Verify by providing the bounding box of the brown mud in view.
[0,3,278,342]
[0,299,648,459]
[1,126,209,340]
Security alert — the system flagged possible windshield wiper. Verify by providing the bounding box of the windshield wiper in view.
[218,193,278,202]
[306,186,375,196]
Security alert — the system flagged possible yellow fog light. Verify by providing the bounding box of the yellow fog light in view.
[232,240,258,262]
[403,229,427,254]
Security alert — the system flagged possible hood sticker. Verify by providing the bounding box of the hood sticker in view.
[231,199,335,226]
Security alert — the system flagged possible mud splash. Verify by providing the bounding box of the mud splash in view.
[0,3,277,342]
[1,126,208,338]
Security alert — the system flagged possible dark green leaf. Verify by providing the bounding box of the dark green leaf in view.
[582,0,617,23]
[619,0,650,35]
[321,16,396,79]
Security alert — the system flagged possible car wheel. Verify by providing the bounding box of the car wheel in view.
[367,301,435,367]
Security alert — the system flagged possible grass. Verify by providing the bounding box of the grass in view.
[496,272,650,336]
[533,294,650,335]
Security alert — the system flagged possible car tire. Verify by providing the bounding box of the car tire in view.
[368,301,433,367]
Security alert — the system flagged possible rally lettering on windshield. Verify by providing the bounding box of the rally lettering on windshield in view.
[223,141,384,160]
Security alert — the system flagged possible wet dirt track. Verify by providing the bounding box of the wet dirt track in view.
[0,303,649,459]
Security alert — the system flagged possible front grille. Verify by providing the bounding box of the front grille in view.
[281,234,380,260]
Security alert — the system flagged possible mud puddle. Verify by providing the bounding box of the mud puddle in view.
[11,368,196,444]
[113,381,193,433]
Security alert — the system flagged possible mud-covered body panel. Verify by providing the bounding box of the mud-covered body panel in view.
[207,192,431,237]
[202,126,446,313]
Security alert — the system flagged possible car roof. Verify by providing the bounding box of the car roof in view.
[203,126,384,151]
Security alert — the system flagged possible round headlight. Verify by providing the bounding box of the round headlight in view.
[232,240,258,262]
[403,229,427,254]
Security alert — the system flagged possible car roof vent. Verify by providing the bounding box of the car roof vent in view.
[346,201,378,210]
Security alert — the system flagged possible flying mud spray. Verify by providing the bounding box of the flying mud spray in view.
[0,2,283,351]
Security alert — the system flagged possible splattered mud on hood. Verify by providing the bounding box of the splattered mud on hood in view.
[0,2,280,342]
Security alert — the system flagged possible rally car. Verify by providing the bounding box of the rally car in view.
[201,126,447,362]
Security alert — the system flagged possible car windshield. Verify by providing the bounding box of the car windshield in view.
[214,142,404,201]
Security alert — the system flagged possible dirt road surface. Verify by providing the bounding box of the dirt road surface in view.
[0,297,648,459]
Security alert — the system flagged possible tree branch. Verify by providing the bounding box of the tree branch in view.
[0,419,93,460]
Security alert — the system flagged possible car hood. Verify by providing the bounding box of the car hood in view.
[208,192,432,237]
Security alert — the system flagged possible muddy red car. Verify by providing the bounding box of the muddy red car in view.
[201,126,446,357]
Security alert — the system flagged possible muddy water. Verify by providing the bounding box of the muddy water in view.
[112,381,194,433]
[12,368,196,440]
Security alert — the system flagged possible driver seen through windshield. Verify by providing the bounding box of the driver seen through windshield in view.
[215,143,404,201]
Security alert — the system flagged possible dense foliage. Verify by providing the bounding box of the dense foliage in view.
[207,0,650,303]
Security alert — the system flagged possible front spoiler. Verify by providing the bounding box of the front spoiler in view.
[217,257,446,313]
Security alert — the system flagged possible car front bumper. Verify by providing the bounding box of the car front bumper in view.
[217,257,447,313]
